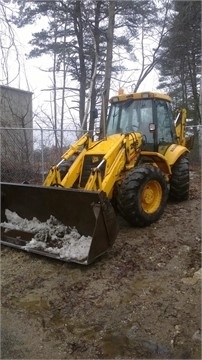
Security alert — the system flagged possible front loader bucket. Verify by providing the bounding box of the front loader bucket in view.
[0,182,118,265]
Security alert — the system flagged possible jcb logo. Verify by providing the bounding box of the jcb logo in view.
[92,156,99,163]
[170,145,177,152]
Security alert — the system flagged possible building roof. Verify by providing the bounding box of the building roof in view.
[0,85,33,95]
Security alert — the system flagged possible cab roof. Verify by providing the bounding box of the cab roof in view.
[110,91,172,103]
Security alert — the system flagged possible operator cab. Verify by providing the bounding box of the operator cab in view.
[107,93,175,152]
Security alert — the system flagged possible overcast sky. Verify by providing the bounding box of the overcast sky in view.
[1,2,160,124]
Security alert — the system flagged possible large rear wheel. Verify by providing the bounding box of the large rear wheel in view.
[169,155,189,201]
[116,164,168,226]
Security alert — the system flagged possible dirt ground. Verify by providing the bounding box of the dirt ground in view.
[1,167,201,360]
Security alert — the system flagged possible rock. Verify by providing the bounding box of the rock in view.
[181,277,198,285]
[192,330,201,342]
[193,268,202,280]
[181,268,202,285]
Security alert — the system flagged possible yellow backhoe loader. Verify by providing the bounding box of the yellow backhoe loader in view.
[1,91,193,265]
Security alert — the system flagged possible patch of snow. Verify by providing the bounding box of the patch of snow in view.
[1,209,92,262]
[2,209,42,232]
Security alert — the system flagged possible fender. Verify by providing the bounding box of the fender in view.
[139,143,188,176]
[164,144,189,166]
[140,151,171,175]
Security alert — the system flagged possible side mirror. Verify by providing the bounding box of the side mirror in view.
[95,126,100,135]
[149,123,156,132]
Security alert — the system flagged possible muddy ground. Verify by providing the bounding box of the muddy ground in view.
[1,167,201,360]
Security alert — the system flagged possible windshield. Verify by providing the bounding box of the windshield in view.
[107,99,154,142]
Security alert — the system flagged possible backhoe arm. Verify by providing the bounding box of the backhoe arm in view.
[175,108,187,146]
[174,108,194,150]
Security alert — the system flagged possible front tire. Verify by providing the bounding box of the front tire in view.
[169,156,189,201]
[116,164,168,227]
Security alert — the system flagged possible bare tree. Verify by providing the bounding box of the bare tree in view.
[0,2,21,85]
[133,3,170,92]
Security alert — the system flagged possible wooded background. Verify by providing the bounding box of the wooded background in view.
[0,0,201,152]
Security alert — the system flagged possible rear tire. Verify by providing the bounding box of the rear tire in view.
[169,156,189,201]
[116,164,168,226]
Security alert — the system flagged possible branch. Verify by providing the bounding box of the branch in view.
[134,1,170,92]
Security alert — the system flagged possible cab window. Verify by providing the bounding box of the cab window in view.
[156,100,173,143]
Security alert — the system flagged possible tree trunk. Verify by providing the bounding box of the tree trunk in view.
[73,1,87,129]
[100,1,116,133]
[89,1,102,132]
[60,14,68,152]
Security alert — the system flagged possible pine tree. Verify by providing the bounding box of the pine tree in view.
[157,1,201,124]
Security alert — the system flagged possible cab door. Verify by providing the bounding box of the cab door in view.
[154,99,175,155]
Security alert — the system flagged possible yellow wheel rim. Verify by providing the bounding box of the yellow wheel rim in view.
[141,180,162,214]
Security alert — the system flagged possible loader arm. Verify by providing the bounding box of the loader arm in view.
[61,132,90,159]
[43,133,90,187]
[43,165,62,187]
[84,133,142,198]
[84,147,126,196]
[82,134,126,193]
